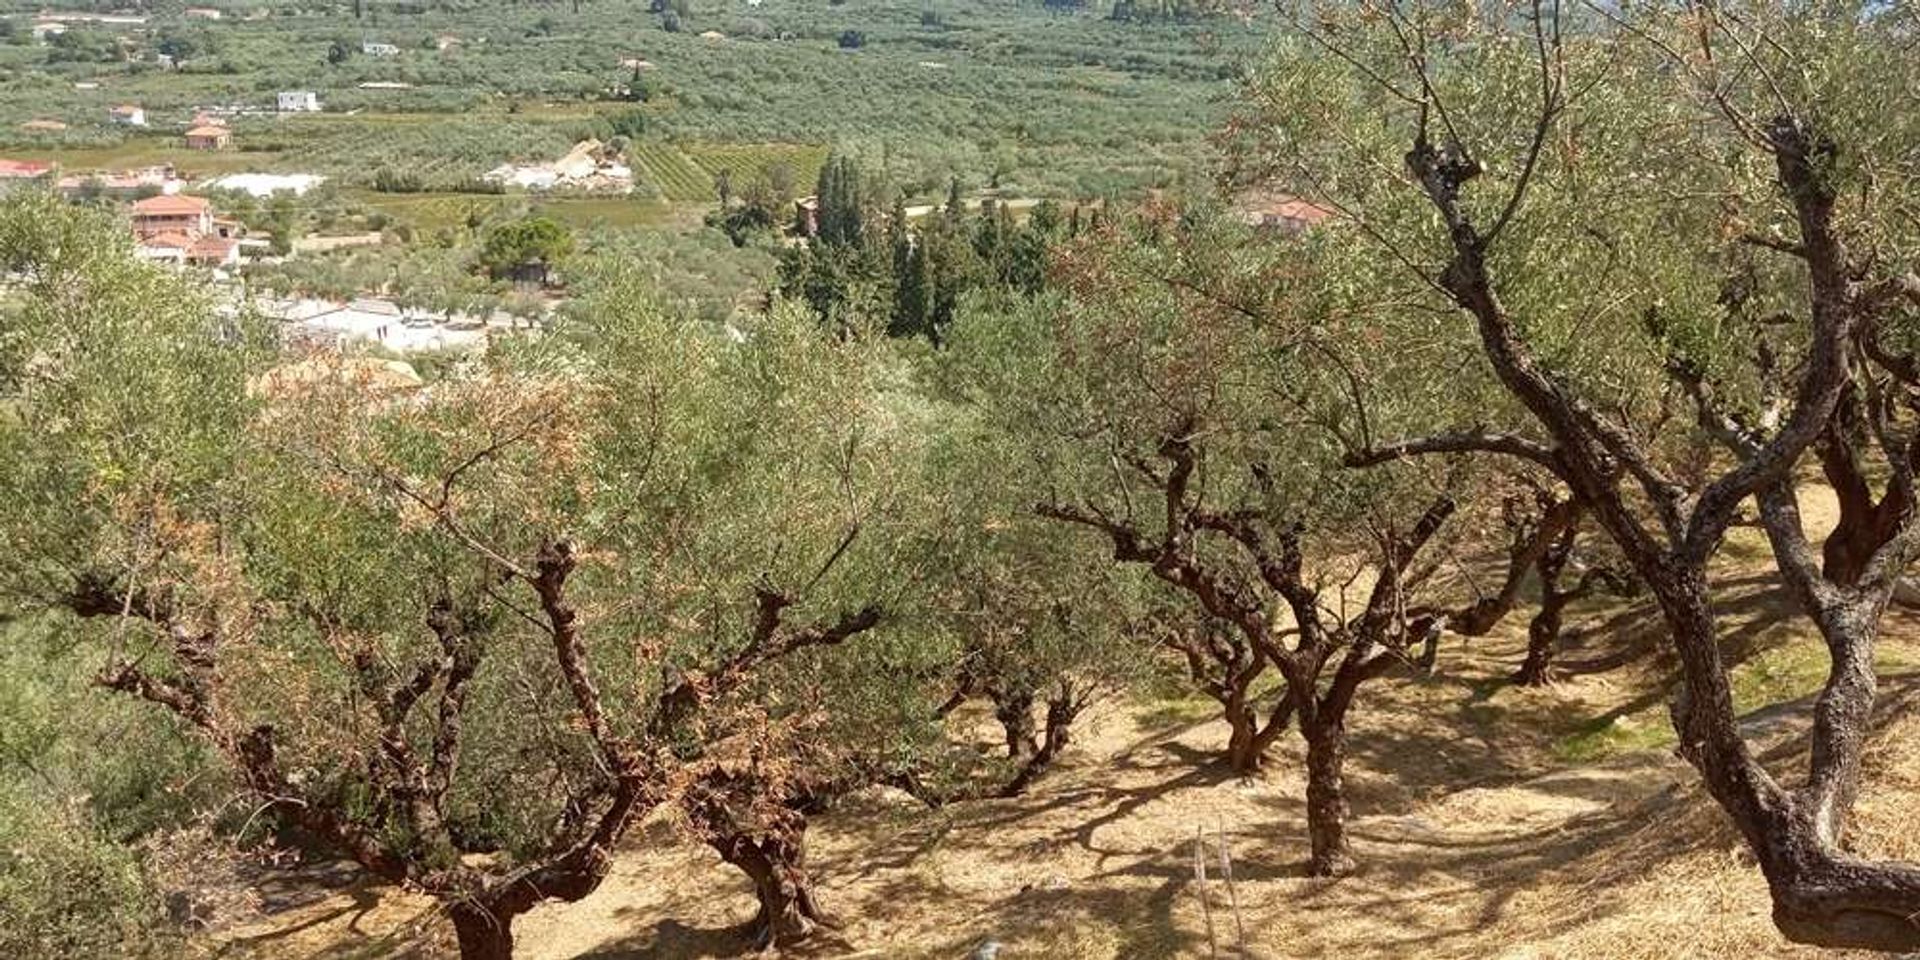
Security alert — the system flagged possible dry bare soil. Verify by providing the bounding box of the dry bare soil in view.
[207,491,1920,959]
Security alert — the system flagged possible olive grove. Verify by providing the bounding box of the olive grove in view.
[1240,0,1920,946]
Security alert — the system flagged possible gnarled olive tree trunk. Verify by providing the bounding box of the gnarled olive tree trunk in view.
[1365,83,1920,947]
[707,812,833,950]
[449,903,519,960]
[684,766,838,951]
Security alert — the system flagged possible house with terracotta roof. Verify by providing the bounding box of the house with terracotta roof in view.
[0,159,54,194]
[109,103,147,126]
[128,193,247,268]
[0,159,54,180]
[56,164,184,199]
[1234,188,1334,236]
[134,231,193,266]
[134,231,240,268]
[186,234,241,266]
[132,194,214,238]
[185,125,231,150]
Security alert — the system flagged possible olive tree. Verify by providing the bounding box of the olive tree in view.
[0,197,904,959]
[909,384,1155,792]
[947,226,1469,875]
[1245,0,1920,945]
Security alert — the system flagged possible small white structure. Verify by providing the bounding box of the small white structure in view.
[207,173,327,198]
[256,296,504,354]
[482,139,633,194]
[277,91,321,113]
[109,104,147,126]
[183,6,222,18]
[362,40,400,57]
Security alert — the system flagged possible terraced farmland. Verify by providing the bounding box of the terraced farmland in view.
[629,142,830,203]
[628,142,715,203]
[682,143,830,194]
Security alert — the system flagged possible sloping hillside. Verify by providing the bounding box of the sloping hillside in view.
[207,491,1920,959]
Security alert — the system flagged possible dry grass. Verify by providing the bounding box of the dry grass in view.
[209,487,1920,959]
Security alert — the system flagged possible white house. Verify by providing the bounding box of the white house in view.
[109,104,147,126]
[276,91,321,112]
[362,40,400,57]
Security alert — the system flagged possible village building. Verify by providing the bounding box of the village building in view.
[56,165,185,199]
[185,124,231,150]
[276,91,321,113]
[0,159,53,181]
[131,194,215,238]
[129,194,242,268]
[109,103,147,126]
[0,159,54,194]
[793,195,820,237]
[136,232,241,268]
[1233,189,1334,235]
[257,296,503,354]
[362,40,400,57]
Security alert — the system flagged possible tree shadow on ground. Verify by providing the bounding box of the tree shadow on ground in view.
[210,884,393,959]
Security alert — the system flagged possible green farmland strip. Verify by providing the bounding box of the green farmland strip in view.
[629,143,713,203]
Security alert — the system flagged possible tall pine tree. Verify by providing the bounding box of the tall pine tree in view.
[813,154,865,247]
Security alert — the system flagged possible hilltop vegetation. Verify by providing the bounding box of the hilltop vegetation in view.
[0,0,1257,197]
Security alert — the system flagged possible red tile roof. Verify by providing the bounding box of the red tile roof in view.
[1265,198,1334,224]
[188,236,238,260]
[132,194,210,216]
[141,232,195,250]
[0,159,53,177]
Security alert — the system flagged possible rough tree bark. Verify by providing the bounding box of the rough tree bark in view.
[1164,616,1292,774]
[683,762,846,952]
[76,541,652,960]
[449,903,517,960]
[1351,34,1920,943]
[995,680,1092,798]
[990,685,1039,761]
[705,807,834,950]
[1301,722,1353,876]
[1509,517,1614,687]
[1041,423,1455,876]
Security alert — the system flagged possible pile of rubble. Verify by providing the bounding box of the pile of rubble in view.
[483,139,632,193]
